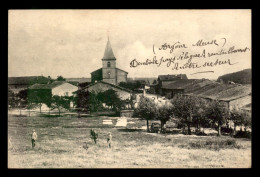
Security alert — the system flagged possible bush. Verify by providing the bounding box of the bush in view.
[234,131,251,139]
[179,138,242,151]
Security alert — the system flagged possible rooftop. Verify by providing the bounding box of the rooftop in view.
[102,38,116,60]
[158,74,188,81]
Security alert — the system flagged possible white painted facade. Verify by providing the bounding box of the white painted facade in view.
[52,83,78,96]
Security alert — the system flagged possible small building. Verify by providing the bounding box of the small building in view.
[29,81,78,97]
[81,81,132,100]
[156,74,188,95]
[8,76,49,94]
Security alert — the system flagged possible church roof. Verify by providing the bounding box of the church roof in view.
[102,38,116,60]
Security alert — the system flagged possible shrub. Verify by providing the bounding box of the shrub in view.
[178,138,242,150]
[234,131,251,139]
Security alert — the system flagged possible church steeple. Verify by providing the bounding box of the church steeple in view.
[102,37,116,60]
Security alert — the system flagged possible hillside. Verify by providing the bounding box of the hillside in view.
[217,69,251,84]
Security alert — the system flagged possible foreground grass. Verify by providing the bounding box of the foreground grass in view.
[8,115,251,168]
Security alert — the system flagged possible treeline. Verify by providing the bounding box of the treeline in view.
[135,95,251,136]
[8,88,136,116]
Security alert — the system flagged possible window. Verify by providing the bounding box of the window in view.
[107,62,111,67]
[107,72,111,78]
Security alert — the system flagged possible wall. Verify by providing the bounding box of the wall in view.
[85,82,132,100]
[229,95,251,110]
[52,83,78,96]
[117,69,127,84]
[91,69,102,83]
[102,68,117,85]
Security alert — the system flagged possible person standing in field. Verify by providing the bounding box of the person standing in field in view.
[107,132,112,149]
[90,128,98,144]
[31,129,37,148]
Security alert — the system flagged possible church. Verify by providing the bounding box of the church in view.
[91,38,128,85]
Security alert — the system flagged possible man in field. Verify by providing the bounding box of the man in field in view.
[31,129,37,148]
[107,132,112,149]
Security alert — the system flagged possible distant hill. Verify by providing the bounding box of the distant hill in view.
[217,69,251,84]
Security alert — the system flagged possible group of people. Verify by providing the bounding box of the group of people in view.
[31,129,112,149]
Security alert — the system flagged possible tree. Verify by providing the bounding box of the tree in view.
[204,100,229,136]
[171,95,202,135]
[15,89,28,116]
[8,88,16,109]
[28,89,52,113]
[229,108,244,135]
[135,95,157,132]
[27,100,38,117]
[56,75,66,81]
[101,89,122,111]
[119,81,143,91]
[242,111,251,132]
[154,103,173,132]
[51,95,70,116]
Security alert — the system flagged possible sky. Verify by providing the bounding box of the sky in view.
[8,10,251,80]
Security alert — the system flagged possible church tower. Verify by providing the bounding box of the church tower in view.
[102,37,117,85]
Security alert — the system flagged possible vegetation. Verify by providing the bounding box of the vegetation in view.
[56,75,66,81]
[119,81,143,91]
[171,95,206,135]
[134,95,157,132]
[217,68,251,84]
[204,100,229,136]
[51,95,71,116]
[8,115,251,168]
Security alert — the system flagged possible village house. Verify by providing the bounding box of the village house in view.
[66,77,91,88]
[150,74,188,95]
[29,81,78,97]
[28,81,78,109]
[8,76,49,94]
[81,81,132,100]
[183,83,251,111]
[90,38,128,85]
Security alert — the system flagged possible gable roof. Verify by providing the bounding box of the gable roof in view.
[184,83,251,102]
[91,68,102,74]
[66,77,91,83]
[29,81,76,90]
[116,68,128,74]
[8,76,49,85]
[158,74,188,81]
[102,38,116,60]
[82,81,133,93]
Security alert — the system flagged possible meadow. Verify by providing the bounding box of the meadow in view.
[8,114,251,168]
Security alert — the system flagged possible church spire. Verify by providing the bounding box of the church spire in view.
[102,37,116,60]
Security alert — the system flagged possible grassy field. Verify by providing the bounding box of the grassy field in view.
[8,114,251,168]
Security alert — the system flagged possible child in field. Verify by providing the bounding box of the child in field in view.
[31,129,37,148]
[107,132,112,149]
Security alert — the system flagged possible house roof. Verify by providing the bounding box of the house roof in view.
[8,76,49,85]
[91,67,128,74]
[29,81,75,90]
[81,80,133,93]
[66,78,91,83]
[158,74,188,81]
[102,38,116,60]
[240,103,251,111]
[184,83,251,102]
[91,68,102,74]
[116,68,128,74]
